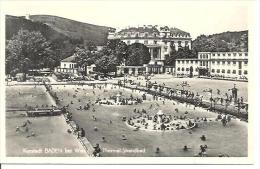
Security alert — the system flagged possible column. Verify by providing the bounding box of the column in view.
[174,41,178,51]
[150,48,154,60]
[157,48,160,60]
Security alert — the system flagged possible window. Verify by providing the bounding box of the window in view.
[222,69,225,73]
[245,53,248,56]
[212,54,215,56]
[144,40,148,44]
[227,61,231,65]
[238,70,242,75]
[212,61,215,65]
[127,40,131,45]
[218,54,220,56]
[195,68,198,72]
[127,33,131,37]
[244,70,248,75]
[212,69,215,73]
[217,61,220,65]
[232,70,236,74]
[186,60,189,64]
[223,53,226,56]
[222,61,225,65]
[145,33,148,37]
[244,61,248,65]
[217,69,220,73]
[200,54,203,59]
[227,70,231,74]
[181,68,184,71]
[191,61,193,64]
[239,53,242,56]
[64,64,66,68]
[228,53,231,56]
[135,33,139,37]
[186,68,189,71]
[239,61,242,69]
[177,67,180,71]
[233,61,236,65]
[178,41,182,47]
[195,61,198,64]
[233,53,237,56]
[154,40,157,44]
[135,40,139,43]
[177,60,180,64]
[182,60,184,64]
[154,33,157,37]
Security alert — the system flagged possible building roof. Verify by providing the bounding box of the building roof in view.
[169,27,190,37]
[61,54,77,62]
[118,26,160,34]
[117,26,190,37]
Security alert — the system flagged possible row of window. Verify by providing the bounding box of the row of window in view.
[176,60,248,65]
[199,54,209,59]
[211,53,248,57]
[211,69,247,75]
[124,32,189,38]
[177,67,248,75]
[177,60,198,64]
[127,40,189,46]
[177,67,197,72]
[212,61,248,65]
[63,63,75,69]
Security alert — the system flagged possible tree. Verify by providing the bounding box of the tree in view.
[125,43,150,66]
[165,47,196,66]
[85,41,97,52]
[6,29,54,74]
[103,39,128,64]
[95,54,118,76]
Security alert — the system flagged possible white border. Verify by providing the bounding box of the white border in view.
[0,0,259,165]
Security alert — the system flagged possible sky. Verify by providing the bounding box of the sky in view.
[0,0,252,39]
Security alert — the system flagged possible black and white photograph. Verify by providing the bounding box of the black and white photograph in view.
[0,0,259,165]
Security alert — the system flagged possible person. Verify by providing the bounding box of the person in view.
[200,135,206,141]
[183,145,189,151]
[80,128,85,137]
[93,144,101,157]
[155,147,160,153]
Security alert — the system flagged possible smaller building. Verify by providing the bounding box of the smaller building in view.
[55,54,78,74]
[175,51,248,80]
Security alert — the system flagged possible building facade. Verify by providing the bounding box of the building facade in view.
[108,25,192,74]
[55,54,78,74]
[175,52,248,80]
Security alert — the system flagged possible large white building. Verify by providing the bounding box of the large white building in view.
[175,52,248,80]
[108,25,192,74]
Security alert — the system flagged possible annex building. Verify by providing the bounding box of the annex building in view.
[108,25,192,75]
[175,52,248,80]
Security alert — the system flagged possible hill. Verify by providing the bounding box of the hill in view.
[29,15,114,45]
[192,30,248,52]
[6,15,68,41]
[6,15,115,65]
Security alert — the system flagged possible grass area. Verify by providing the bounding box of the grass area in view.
[53,83,248,157]
[5,85,86,157]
